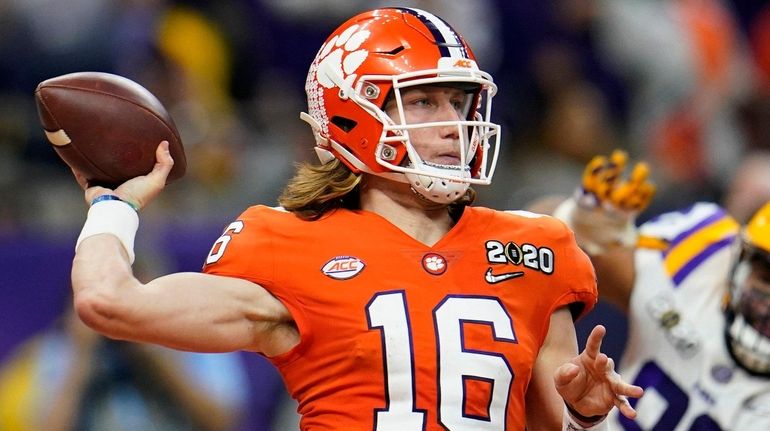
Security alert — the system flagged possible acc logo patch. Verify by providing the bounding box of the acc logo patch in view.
[321,256,365,280]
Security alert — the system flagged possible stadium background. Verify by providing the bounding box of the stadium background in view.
[1,1,768,429]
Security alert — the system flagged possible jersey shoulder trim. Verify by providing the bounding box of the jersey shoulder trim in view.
[639,203,739,286]
[492,208,569,235]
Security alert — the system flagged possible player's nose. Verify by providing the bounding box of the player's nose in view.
[436,103,461,140]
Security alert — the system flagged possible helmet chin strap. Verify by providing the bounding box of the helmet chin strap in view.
[404,163,470,204]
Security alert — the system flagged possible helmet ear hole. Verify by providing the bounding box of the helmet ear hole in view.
[331,116,357,133]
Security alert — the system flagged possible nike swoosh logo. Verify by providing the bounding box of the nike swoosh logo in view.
[485,267,524,284]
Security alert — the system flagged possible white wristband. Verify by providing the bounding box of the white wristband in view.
[563,405,610,430]
[76,199,139,264]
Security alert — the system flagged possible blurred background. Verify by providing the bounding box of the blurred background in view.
[1,0,769,430]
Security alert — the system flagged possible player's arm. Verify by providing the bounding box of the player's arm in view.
[525,307,577,430]
[71,142,296,355]
[526,308,643,430]
[587,247,635,313]
[73,243,293,354]
[529,193,636,312]
[548,151,655,312]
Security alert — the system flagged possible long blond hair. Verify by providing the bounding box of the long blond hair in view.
[279,159,476,220]
[279,160,362,220]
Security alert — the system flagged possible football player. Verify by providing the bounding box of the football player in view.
[70,8,642,430]
[554,151,770,429]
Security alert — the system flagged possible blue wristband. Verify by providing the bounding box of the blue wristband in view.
[90,194,139,211]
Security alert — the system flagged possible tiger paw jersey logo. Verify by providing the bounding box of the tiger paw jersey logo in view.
[422,253,447,275]
[306,24,371,136]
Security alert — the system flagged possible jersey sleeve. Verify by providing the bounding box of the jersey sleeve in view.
[636,202,739,286]
[638,202,735,244]
[200,205,313,357]
[201,205,275,282]
[549,216,598,320]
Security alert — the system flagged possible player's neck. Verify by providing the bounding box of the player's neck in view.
[360,178,454,247]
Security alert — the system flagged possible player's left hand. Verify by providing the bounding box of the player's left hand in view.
[554,325,644,421]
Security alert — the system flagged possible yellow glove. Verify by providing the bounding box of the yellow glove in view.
[554,150,656,255]
[582,150,655,213]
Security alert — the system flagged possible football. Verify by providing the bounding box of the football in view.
[34,71,186,188]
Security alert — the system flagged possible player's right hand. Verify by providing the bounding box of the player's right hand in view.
[555,325,644,421]
[82,141,174,211]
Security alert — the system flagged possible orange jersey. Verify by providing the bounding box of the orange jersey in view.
[203,205,597,431]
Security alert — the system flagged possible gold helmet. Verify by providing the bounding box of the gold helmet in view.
[725,202,770,375]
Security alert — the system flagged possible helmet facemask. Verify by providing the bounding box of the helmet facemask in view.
[340,66,500,204]
[376,72,499,204]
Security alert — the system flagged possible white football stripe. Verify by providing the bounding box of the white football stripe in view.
[45,129,71,147]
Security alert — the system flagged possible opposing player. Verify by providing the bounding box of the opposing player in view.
[70,8,642,430]
[554,152,770,429]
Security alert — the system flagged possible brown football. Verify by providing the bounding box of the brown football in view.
[34,71,186,188]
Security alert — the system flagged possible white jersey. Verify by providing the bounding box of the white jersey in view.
[611,203,770,430]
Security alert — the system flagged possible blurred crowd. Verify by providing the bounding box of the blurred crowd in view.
[1,0,769,430]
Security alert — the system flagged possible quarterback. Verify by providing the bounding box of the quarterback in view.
[69,8,642,430]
